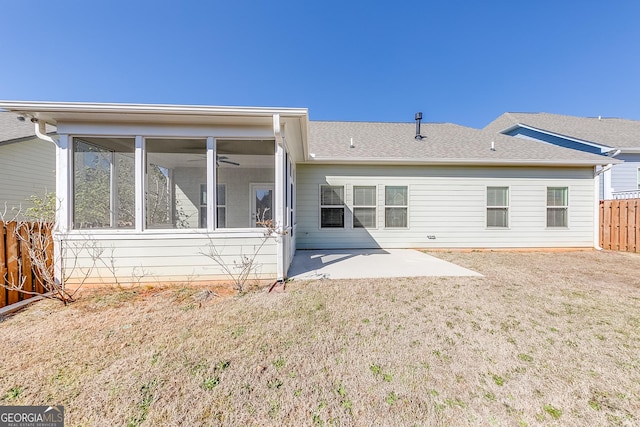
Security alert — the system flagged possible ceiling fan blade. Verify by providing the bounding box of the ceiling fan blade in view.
[219,159,240,166]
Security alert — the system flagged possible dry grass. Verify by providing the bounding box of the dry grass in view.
[1,250,639,426]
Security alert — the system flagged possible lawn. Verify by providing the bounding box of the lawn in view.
[1,250,639,426]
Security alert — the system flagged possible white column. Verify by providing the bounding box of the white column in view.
[603,167,613,199]
[55,134,71,233]
[594,168,602,249]
[273,114,285,280]
[207,137,216,231]
[54,134,71,286]
[135,136,145,231]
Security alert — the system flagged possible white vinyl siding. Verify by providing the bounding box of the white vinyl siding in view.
[0,138,56,219]
[320,185,345,228]
[60,234,277,285]
[547,187,568,228]
[296,164,595,249]
[353,186,376,228]
[487,186,509,228]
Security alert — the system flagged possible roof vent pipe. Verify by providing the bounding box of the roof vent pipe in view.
[415,112,425,140]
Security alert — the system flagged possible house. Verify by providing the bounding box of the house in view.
[485,112,640,199]
[0,112,56,218]
[0,101,614,286]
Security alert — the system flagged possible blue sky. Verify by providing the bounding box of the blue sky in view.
[1,1,639,128]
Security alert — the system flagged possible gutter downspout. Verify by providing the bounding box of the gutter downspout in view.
[32,118,57,145]
[31,118,63,287]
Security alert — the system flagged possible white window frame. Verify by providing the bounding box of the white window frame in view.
[486,186,509,228]
[352,185,377,229]
[384,185,409,229]
[546,187,569,228]
[200,183,226,228]
[319,185,345,229]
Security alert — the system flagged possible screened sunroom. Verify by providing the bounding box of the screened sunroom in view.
[0,101,308,286]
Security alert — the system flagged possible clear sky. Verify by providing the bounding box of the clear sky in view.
[1,0,639,128]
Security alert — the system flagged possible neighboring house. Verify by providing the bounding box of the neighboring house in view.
[0,112,56,218]
[0,101,613,286]
[485,112,640,199]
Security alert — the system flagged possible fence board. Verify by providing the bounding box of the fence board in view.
[0,225,6,308]
[0,221,53,309]
[600,199,640,253]
[19,225,34,297]
[5,222,20,305]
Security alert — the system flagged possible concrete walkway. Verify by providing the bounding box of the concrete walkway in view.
[287,249,481,280]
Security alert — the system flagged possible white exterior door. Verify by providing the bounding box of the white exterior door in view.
[250,183,274,227]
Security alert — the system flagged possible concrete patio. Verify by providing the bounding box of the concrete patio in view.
[287,249,481,280]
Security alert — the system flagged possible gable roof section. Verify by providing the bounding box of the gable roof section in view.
[485,112,640,151]
[0,111,56,144]
[308,121,614,166]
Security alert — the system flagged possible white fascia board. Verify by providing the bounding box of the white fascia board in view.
[503,123,611,152]
[301,157,619,167]
[0,100,308,118]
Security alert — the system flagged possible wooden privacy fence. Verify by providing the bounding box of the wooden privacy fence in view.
[0,221,53,309]
[600,199,640,253]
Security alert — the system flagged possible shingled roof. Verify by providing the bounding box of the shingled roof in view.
[484,112,640,150]
[0,111,56,143]
[307,121,614,166]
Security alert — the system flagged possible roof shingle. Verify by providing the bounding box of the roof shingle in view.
[308,121,613,166]
[484,112,640,149]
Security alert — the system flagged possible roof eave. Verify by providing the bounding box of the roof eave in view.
[502,123,611,152]
[0,100,309,118]
[302,157,617,167]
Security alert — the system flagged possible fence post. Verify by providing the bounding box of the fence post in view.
[0,222,6,308]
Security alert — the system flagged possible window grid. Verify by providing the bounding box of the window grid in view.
[547,187,568,228]
[486,186,509,228]
[353,186,377,228]
[384,186,408,228]
[199,183,226,228]
[320,185,345,228]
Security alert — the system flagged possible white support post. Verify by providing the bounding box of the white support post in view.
[603,167,613,200]
[54,134,71,286]
[594,167,602,249]
[273,114,286,280]
[207,137,216,231]
[135,136,145,232]
[275,142,285,280]
[55,134,71,233]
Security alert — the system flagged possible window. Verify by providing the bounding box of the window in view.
[216,139,274,228]
[547,187,568,227]
[73,137,135,229]
[320,185,344,228]
[146,138,206,229]
[385,186,408,228]
[353,186,377,228]
[487,187,509,228]
[637,168,640,190]
[199,183,226,228]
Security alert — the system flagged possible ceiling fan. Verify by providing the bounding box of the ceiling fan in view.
[187,155,240,166]
[217,155,240,166]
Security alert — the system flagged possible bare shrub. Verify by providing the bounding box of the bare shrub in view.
[200,208,280,293]
[1,199,100,304]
